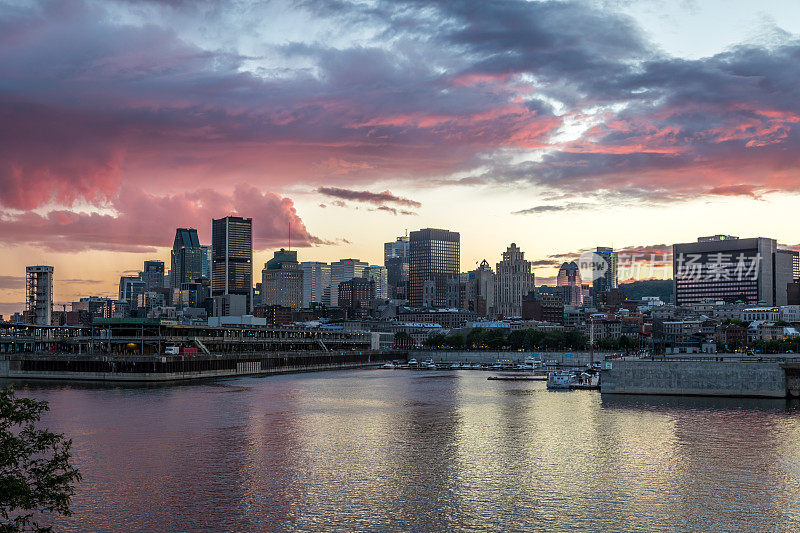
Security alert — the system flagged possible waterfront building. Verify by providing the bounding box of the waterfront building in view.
[363,265,389,300]
[672,235,794,306]
[384,236,410,300]
[262,249,304,309]
[495,243,536,318]
[330,259,368,307]
[557,261,583,306]
[409,228,460,308]
[140,260,165,290]
[25,265,54,326]
[593,247,618,305]
[171,228,204,289]
[212,216,253,311]
[465,260,495,317]
[300,262,331,307]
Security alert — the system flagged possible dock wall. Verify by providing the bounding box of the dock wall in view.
[600,360,787,398]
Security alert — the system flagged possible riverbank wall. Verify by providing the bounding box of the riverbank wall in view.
[409,350,611,366]
[600,359,789,398]
[0,350,402,383]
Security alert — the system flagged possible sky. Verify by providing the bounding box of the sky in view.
[2,0,800,314]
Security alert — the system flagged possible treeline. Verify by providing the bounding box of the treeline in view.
[423,328,593,350]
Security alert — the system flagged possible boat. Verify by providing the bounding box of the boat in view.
[408,358,419,368]
[381,362,396,369]
[471,363,482,369]
[425,362,438,370]
[569,370,600,390]
[546,370,575,389]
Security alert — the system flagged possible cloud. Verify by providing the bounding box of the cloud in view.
[512,203,592,215]
[317,187,421,208]
[0,184,320,252]
[0,276,24,290]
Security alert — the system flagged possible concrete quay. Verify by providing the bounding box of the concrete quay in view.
[601,356,800,398]
[409,350,611,367]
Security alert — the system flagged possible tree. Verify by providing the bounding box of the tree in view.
[1,386,81,532]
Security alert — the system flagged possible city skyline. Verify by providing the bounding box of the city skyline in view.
[3,0,800,313]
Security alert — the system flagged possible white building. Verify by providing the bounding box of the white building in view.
[330,259,368,307]
[301,262,331,308]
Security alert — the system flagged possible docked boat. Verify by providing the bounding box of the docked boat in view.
[408,358,419,368]
[569,370,600,389]
[381,362,396,369]
[546,370,575,389]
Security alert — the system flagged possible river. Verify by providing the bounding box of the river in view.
[13,369,800,532]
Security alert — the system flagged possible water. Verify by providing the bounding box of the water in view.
[12,370,800,532]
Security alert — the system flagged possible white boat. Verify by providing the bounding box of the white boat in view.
[546,371,575,389]
[408,358,419,368]
[471,363,482,369]
[382,362,396,369]
[425,361,437,370]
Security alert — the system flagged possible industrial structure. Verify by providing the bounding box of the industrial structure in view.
[25,265,53,326]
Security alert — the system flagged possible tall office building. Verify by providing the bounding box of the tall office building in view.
[25,266,53,325]
[301,262,331,307]
[262,249,304,309]
[592,247,618,304]
[140,260,165,290]
[557,261,583,306]
[119,275,146,306]
[212,216,253,312]
[673,235,793,306]
[200,245,212,282]
[171,228,204,289]
[409,228,460,308]
[466,260,495,317]
[330,259,368,307]
[363,265,389,300]
[384,236,410,300]
[495,243,536,318]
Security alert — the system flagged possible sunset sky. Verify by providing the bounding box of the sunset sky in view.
[2,0,800,314]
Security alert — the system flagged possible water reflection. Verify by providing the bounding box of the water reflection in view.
[14,371,800,532]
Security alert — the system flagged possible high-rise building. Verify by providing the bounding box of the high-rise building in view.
[495,243,536,318]
[262,249,304,309]
[25,265,53,325]
[140,260,165,290]
[557,261,583,306]
[300,262,331,307]
[384,236,410,300]
[673,235,793,306]
[409,228,460,308]
[119,275,146,307]
[363,265,389,300]
[212,216,253,311]
[337,277,375,310]
[200,245,212,282]
[171,228,203,289]
[592,247,618,304]
[465,260,495,317]
[330,259,368,307]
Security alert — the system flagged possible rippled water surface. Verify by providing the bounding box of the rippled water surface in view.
[15,370,800,532]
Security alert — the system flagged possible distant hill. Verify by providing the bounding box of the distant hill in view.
[619,279,673,303]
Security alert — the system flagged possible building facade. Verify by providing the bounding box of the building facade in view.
[557,261,583,306]
[409,228,460,308]
[262,249,304,309]
[337,277,375,309]
[592,247,618,305]
[212,216,253,312]
[465,260,495,317]
[25,266,53,325]
[495,243,536,318]
[301,261,331,308]
[140,260,165,290]
[170,228,204,289]
[384,236,410,301]
[330,259,368,307]
[673,235,792,306]
[363,265,389,300]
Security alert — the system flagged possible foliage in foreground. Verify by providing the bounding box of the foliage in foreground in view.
[0,386,81,533]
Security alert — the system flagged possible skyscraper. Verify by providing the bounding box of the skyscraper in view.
[495,243,536,318]
[465,259,495,317]
[363,265,389,300]
[384,236,410,300]
[673,235,792,306]
[330,259,368,307]
[140,260,165,290]
[592,246,618,304]
[170,228,203,289]
[557,261,583,306]
[212,216,253,311]
[409,228,460,308]
[262,249,304,309]
[301,261,331,307]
